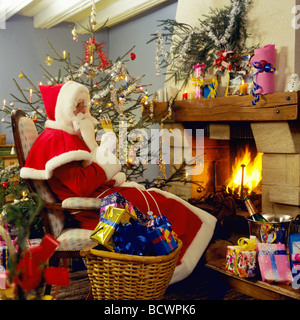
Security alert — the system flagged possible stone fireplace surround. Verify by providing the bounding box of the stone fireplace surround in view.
[146,91,300,219]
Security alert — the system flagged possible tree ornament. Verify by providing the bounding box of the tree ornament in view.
[44,56,53,66]
[72,26,78,42]
[1,181,9,189]
[130,52,136,60]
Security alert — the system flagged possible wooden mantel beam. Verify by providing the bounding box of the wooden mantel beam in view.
[143,92,299,122]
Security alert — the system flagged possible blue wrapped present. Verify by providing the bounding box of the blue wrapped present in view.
[289,233,300,280]
[147,224,178,256]
[100,192,148,224]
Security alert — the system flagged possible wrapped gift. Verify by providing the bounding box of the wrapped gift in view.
[147,224,178,256]
[225,237,257,278]
[90,206,134,251]
[113,220,153,256]
[256,243,293,284]
[100,192,148,224]
[203,78,218,98]
[289,233,300,279]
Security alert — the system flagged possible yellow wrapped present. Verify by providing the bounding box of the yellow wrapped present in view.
[90,206,134,251]
[225,237,257,278]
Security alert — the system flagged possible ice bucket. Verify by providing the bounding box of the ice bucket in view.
[247,213,293,244]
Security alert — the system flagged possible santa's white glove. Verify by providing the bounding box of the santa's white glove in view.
[119,181,146,191]
[100,131,117,154]
[95,145,121,181]
[111,172,127,187]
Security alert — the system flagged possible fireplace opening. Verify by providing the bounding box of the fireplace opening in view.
[183,122,262,214]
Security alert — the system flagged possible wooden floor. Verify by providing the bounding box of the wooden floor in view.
[205,258,300,300]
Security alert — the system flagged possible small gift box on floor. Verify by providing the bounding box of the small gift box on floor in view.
[289,233,300,279]
[225,237,257,278]
[90,206,134,251]
[99,191,148,223]
[256,243,293,284]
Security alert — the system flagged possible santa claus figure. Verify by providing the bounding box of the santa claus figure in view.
[20,81,216,284]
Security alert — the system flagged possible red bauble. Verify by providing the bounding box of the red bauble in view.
[1,181,9,189]
[130,52,136,60]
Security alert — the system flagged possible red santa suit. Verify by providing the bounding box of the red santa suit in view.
[21,81,216,284]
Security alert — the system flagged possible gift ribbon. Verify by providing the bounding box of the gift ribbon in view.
[113,220,150,255]
[205,78,218,98]
[233,237,256,274]
[193,62,206,78]
[257,245,287,281]
[100,218,118,230]
[252,61,276,106]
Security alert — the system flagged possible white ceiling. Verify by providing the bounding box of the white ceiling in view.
[3,0,169,33]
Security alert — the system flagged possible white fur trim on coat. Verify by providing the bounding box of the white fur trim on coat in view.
[147,188,217,284]
[20,150,93,180]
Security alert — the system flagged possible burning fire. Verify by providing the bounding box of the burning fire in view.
[226,145,263,195]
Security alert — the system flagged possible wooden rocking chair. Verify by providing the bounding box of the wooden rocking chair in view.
[11,109,100,293]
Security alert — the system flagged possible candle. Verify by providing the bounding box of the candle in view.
[2,99,6,109]
[182,91,188,100]
[239,79,248,95]
[29,88,33,103]
[156,89,164,102]
[39,82,43,86]
[90,54,94,64]
[63,50,67,59]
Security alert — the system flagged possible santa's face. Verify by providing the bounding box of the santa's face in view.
[74,100,87,116]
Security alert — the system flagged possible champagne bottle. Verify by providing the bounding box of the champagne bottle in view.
[244,196,268,222]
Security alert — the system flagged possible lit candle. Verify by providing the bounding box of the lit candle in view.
[63,50,67,59]
[182,91,188,100]
[185,171,189,180]
[29,88,33,103]
[239,79,248,95]
[39,82,43,86]
[22,191,27,200]
[3,99,6,108]
[90,54,94,64]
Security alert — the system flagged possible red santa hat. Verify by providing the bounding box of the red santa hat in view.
[40,81,98,134]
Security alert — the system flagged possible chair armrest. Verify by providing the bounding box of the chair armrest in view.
[44,201,64,211]
[61,197,101,211]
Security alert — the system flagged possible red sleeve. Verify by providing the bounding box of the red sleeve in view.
[53,161,108,197]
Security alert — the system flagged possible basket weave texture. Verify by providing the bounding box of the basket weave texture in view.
[80,239,182,300]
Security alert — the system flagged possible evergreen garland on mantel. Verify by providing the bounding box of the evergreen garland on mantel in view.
[150,0,258,88]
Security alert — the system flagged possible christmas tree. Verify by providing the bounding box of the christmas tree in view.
[0,5,196,191]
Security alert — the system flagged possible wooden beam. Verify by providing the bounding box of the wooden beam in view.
[143,92,299,122]
[33,0,98,29]
[76,0,169,33]
[3,0,34,20]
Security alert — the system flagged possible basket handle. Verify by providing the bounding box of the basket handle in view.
[96,186,162,217]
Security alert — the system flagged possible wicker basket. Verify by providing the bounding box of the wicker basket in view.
[80,239,182,300]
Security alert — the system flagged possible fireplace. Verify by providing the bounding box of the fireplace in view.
[144,91,300,219]
[164,119,300,220]
[165,122,262,211]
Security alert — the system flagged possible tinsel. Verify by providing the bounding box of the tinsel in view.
[153,0,251,79]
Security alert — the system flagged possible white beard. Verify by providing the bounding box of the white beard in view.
[72,113,98,152]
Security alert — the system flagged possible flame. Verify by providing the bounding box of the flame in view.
[226,145,262,195]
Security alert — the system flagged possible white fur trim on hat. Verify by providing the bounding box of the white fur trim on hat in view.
[147,188,217,284]
[45,81,97,134]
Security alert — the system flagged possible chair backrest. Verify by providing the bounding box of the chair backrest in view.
[11,109,65,237]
